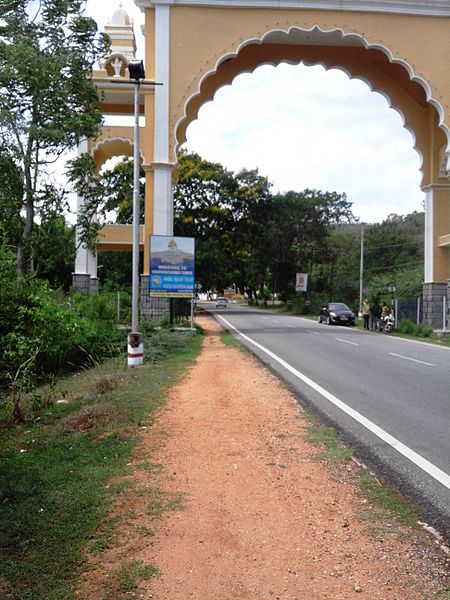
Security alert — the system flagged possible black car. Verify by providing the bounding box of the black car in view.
[318,302,355,326]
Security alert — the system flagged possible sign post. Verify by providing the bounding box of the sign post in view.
[149,236,196,327]
[295,273,308,292]
[387,282,396,309]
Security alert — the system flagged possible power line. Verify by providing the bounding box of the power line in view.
[365,240,423,250]
[365,261,423,273]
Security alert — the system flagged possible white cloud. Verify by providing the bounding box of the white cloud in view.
[185,63,423,223]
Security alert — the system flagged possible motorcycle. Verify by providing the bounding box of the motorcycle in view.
[378,313,395,333]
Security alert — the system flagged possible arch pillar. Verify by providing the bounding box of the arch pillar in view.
[72,138,99,295]
[142,162,176,276]
[153,162,175,235]
[423,184,450,328]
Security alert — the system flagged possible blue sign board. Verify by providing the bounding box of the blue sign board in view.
[149,235,195,298]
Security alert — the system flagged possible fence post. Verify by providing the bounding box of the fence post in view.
[117,291,121,323]
[394,298,398,327]
[444,296,448,332]
[190,298,195,331]
[416,297,421,325]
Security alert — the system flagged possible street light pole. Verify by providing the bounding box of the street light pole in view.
[108,62,162,367]
[131,75,141,333]
[128,59,146,333]
[128,59,146,367]
[359,222,364,314]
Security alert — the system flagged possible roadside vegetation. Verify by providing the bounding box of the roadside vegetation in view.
[304,414,424,536]
[0,324,203,600]
[79,150,425,317]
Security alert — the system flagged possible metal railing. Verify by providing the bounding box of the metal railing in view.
[395,297,448,331]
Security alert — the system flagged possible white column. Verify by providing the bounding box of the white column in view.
[74,139,98,278]
[153,4,173,236]
[153,162,174,235]
[424,187,434,283]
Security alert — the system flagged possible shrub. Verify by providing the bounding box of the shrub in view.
[416,322,434,338]
[72,291,117,323]
[140,317,156,335]
[0,279,124,421]
[159,314,170,329]
[292,293,305,314]
[397,318,416,335]
[143,329,196,363]
[396,318,434,339]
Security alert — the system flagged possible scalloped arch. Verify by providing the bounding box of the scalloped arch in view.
[174,25,449,175]
[91,136,144,168]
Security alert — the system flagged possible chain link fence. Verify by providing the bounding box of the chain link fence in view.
[396,297,448,331]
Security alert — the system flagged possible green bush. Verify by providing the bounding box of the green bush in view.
[310,293,329,315]
[396,318,435,339]
[143,329,196,363]
[416,322,434,338]
[72,290,117,323]
[159,313,170,329]
[397,318,416,335]
[0,277,124,420]
[140,317,156,335]
[292,293,305,314]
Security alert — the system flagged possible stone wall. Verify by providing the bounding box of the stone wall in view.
[422,282,448,330]
[72,274,99,296]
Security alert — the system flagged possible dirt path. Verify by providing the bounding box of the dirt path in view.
[77,314,449,600]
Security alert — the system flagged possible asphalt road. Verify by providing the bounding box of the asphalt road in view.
[201,302,450,541]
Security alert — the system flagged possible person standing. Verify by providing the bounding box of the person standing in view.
[370,299,381,330]
[361,298,370,330]
[381,301,390,318]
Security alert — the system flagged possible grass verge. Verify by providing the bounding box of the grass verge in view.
[0,328,203,600]
[304,414,421,534]
[220,329,247,350]
[110,559,160,594]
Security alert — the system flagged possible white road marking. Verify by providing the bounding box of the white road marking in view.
[287,325,296,328]
[335,337,359,346]
[216,314,450,490]
[311,331,321,335]
[389,352,434,367]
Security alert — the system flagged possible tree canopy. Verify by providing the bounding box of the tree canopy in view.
[0,0,109,276]
[67,150,423,308]
[173,151,356,299]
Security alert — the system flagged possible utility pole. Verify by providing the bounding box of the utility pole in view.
[359,222,364,313]
[108,63,162,367]
[128,60,145,367]
[129,60,145,334]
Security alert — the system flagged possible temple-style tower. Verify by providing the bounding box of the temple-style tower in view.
[73,5,148,296]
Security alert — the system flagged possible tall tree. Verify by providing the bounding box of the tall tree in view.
[0,0,109,277]
[174,151,240,291]
[174,152,273,293]
[100,158,145,225]
[265,190,356,299]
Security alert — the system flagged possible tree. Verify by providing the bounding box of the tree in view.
[264,190,356,299]
[173,152,356,299]
[174,152,273,293]
[0,0,109,277]
[0,148,23,249]
[229,168,273,297]
[319,212,425,307]
[100,158,145,225]
[67,156,145,289]
[174,152,240,291]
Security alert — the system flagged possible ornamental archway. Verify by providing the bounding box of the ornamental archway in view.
[76,1,450,326]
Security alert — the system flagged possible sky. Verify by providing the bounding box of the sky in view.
[85,0,425,224]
